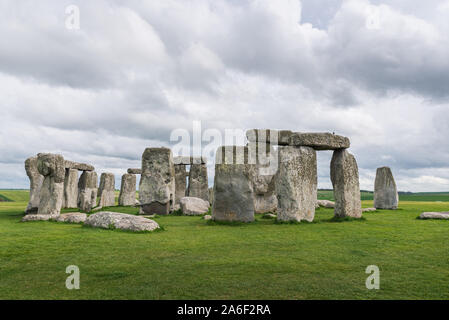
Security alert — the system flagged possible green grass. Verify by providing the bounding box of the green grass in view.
[0,191,448,300]
[317,190,449,202]
[0,189,30,202]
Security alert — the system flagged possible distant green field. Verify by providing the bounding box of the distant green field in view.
[317,190,449,202]
[0,190,30,202]
[0,189,448,300]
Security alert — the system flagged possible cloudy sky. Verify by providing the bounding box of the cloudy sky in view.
[1,0,448,192]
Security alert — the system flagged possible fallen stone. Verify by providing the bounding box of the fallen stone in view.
[212,146,255,222]
[275,146,317,222]
[24,156,44,214]
[180,197,210,215]
[419,212,449,219]
[98,173,115,207]
[84,211,160,232]
[362,208,377,212]
[22,213,60,222]
[54,212,87,224]
[127,168,142,174]
[187,164,209,202]
[330,149,362,218]
[36,153,65,217]
[203,215,212,220]
[118,173,136,206]
[262,213,277,219]
[63,169,79,209]
[374,167,399,209]
[289,132,350,150]
[139,148,175,215]
[317,200,335,208]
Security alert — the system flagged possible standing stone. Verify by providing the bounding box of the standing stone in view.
[24,156,44,214]
[275,146,317,222]
[174,165,188,208]
[118,173,136,206]
[139,147,175,215]
[330,149,362,218]
[187,163,209,202]
[208,187,214,205]
[77,171,98,212]
[98,173,115,207]
[36,153,65,217]
[374,167,398,209]
[212,146,255,222]
[63,169,78,209]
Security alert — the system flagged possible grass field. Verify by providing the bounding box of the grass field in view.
[0,190,448,300]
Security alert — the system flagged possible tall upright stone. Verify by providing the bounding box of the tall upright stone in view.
[98,173,115,207]
[78,171,98,212]
[24,156,44,214]
[174,165,188,208]
[212,146,255,222]
[139,147,175,215]
[63,169,79,208]
[188,163,209,202]
[36,153,65,217]
[330,149,362,218]
[374,167,398,209]
[118,173,136,206]
[275,146,317,222]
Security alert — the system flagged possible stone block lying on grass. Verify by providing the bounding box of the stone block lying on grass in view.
[317,200,335,208]
[54,212,87,224]
[21,214,60,222]
[84,211,160,232]
[419,212,449,220]
[362,208,377,212]
[180,197,210,215]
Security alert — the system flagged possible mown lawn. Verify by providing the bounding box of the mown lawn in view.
[0,192,448,300]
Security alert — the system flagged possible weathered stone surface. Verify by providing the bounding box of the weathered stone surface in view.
[330,149,362,218]
[98,173,115,207]
[127,168,142,174]
[180,197,210,215]
[63,169,79,209]
[187,164,209,202]
[208,188,214,205]
[174,165,188,206]
[139,148,175,215]
[212,146,255,222]
[275,146,317,222]
[374,167,398,210]
[77,171,98,212]
[289,132,350,150]
[21,213,60,222]
[173,156,207,165]
[317,200,335,208]
[85,211,160,232]
[118,173,136,206]
[24,156,44,214]
[54,212,87,224]
[36,153,65,217]
[419,212,449,219]
[64,160,94,172]
[246,129,292,146]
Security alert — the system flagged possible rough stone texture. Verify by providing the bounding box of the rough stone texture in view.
[174,165,188,206]
[98,173,115,207]
[246,129,292,146]
[209,188,214,205]
[187,164,209,202]
[317,200,335,208]
[64,160,94,172]
[419,212,449,219]
[289,132,350,150]
[180,197,210,215]
[374,167,399,210]
[21,213,60,222]
[85,211,160,232]
[54,212,87,224]
[139,147,175,215]
[36,153,65,217]
[173,156,207,165]
[330,149,362,218]
[212,146,255,222]
[118,173,136,206]
[127,168,142,174]
[24,156,44,214]
[275,146,317,222]
[77,171,98,212]
[63,169,79,209]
